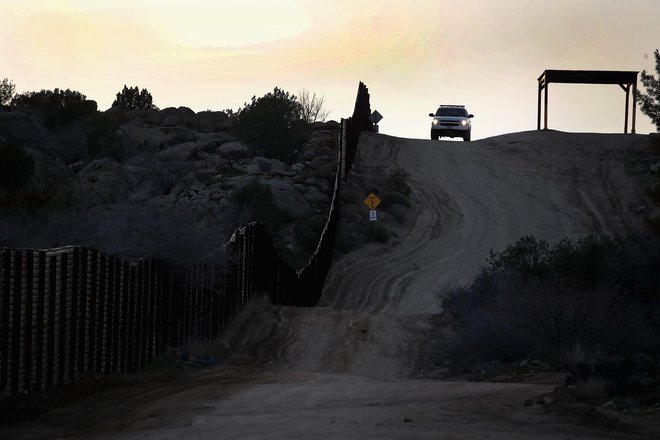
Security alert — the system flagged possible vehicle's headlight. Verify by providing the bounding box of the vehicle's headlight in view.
[432,119,439,125]
[460,119,468,126]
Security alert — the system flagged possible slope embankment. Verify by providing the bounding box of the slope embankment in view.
[3,130,656,440]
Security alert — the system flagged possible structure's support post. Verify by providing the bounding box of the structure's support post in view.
[543,82,549,130]
[624,84,630,134]
[537,80,542,130]
[632,81,637,134]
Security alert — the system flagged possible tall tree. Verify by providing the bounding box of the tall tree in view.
[0,78,15,106]
[637,49,660,131]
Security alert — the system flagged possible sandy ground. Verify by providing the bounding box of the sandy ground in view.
[2,130,658,439]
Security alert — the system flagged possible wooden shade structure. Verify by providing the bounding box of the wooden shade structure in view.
[537,70,638,133]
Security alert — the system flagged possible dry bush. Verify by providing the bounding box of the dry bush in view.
[298,88,329,124]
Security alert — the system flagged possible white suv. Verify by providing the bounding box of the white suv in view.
[429,105,474,141]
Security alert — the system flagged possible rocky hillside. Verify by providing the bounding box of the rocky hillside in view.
[0,107,339,267]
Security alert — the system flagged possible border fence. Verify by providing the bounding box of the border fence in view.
[0,82,372,399]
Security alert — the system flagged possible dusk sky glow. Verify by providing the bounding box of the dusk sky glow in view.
[2,0,659,139]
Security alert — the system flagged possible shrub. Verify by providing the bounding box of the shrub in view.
[441,234,660,367]
[11,88,97,128]
[112,85,155,111]
[0,143,35,191]
[230,180,288,230]
[232,87,308,162]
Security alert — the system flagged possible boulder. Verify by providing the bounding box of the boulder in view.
[219,141,250,157]
[75,158,128,205]
[125,108,154,123]
[158,107,184,127]
[195,131,235,144]
[156,141,198,162]
[0,112,49,145]
[177,107,196,125]
[118,124,168,153]
[269,159,288,175]
[145,109,165,125]
[246,163,261,175]
[162,115,181,127]
[304,177,332,193]
[194,111,229,133]
[251,156,272,172]
[303,186,331,205]
[262,178,314,219]
[128,180,162,203]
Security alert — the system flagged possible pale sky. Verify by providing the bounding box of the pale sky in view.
[1,0,659,139]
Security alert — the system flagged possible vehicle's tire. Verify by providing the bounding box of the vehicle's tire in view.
[431,131,439,140]
[463,133,471,142]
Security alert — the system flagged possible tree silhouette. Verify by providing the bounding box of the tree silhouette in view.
[11,88,96,127]
[298,89,329,124]
[233,87,308,161]
[637,49,660,131]
[112,85,155,111]
[0,78,15,106]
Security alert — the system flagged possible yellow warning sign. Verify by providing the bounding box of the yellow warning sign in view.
[363,193,381,210]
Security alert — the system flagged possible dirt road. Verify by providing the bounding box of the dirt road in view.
[3,131,656,439]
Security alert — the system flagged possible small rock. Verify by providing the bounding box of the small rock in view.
[524,398,534,407]
[650,163,660,173]
[403,418,413,423]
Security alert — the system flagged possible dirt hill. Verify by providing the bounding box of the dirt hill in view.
[3,130,660,439]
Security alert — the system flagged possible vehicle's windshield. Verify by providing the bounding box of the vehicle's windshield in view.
[436,107,468,117]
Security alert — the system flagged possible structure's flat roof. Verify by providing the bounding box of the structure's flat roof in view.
[538,69,638,85]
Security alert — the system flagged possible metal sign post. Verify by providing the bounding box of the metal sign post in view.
[369,110,383,133]
[363,193,381,239]
[363,193,381,210]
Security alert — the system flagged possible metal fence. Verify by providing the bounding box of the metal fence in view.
[0,82,372,399]
[0,247,230,396]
